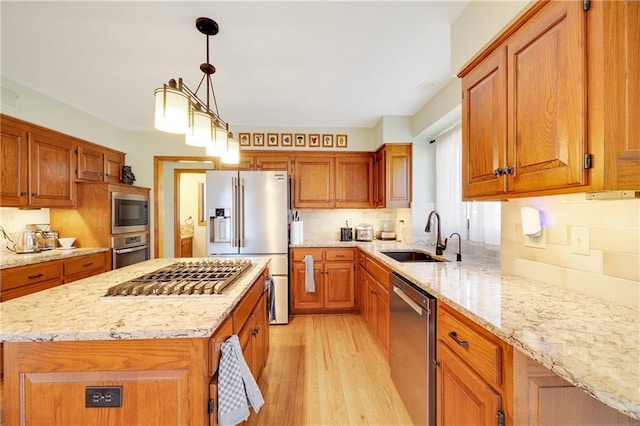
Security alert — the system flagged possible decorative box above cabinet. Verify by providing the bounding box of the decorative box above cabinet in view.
[458,0,640,200]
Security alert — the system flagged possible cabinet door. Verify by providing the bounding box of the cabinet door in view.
[437,343,502,426]
[77,144,104,182]
[324,262,355,309]
[293,157,334,208]
[364,273,377,331]
[385,145,412,208]
[28,129,76,207]
[461,47,507,199]
[507,0,587,193]
[0,117,29,207]
[252,294,267,380]
[375,283,389,357]
[291,262,324,311]
[335,156,373,208]
[374,150,385,207]
[104,151,124,183]
[604,0,640,189]
[255,154,291,173]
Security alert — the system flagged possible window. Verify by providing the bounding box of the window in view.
[434,125,500,247]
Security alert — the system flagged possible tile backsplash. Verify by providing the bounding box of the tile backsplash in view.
[501,194,639,308]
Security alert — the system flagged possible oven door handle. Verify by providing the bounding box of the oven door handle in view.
[115,245,148,254]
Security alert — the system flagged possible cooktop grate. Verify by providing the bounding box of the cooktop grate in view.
[104,259,253,297]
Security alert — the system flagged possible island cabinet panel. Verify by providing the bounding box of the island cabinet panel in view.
[436,303,513,426]
[512,349,640,425]
[290,248,356,314]
[3,338,210,426]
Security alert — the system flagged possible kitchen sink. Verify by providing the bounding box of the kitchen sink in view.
[381,251,447,263]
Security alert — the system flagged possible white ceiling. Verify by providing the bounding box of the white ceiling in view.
[1,1,468,132]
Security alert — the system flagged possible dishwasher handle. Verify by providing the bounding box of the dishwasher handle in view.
[393,286,423,315]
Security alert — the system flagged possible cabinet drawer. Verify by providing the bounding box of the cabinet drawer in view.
[325,248,354,261]
[364,256,390,290]
[64,252,106,277]
[0,261,63,291]
[438,305,503,386]
[291,248,324,262]
[233,277,264,333]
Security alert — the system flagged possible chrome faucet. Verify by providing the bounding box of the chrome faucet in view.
[425,210,447,255]
[447,232,462,261]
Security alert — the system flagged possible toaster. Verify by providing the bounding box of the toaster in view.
[355,224,374,241]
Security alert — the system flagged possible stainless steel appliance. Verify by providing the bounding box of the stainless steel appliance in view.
[112,233,150,270]
[104,259,252,296]
[390,272,437,426]
[111,192,150,234]
[355,224,373,241]
[205,170,289,324]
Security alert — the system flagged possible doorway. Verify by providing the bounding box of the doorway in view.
[153,156,214,258]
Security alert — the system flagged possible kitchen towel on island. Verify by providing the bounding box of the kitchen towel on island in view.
[265,275,276,322]
[302,255,315,293]
[218,335,264,426]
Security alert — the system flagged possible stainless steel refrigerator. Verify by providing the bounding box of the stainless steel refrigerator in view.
[205,170,289,324]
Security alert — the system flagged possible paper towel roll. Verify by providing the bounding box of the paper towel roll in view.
[291,222,304,244]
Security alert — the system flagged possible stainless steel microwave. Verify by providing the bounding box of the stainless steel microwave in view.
[111,192,150,234]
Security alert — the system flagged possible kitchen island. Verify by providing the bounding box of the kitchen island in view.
[1,256,270,426]
[293,240,640,422]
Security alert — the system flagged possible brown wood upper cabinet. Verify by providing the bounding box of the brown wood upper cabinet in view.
[293,153,374,209]
[374,144,412,208]
[0,115,77,208]
[216,152,292,174]
[459,0,640,200]
[77,142,125,184]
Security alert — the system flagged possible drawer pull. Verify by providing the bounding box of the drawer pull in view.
[335,254,345,258]
[28,273,44,280]
[82,262,94,267]
[448,331,469,348]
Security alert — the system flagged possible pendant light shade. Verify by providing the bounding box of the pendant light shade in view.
[185,104,214,147]
[154,17,240,160]
[154,80,189,134]
[221,133,240,164]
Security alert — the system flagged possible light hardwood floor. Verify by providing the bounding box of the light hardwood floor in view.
[248,314,413,426]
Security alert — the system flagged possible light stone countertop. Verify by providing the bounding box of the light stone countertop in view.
[0,247,109,269]
[292,239,640,420]
[0,257,270,342]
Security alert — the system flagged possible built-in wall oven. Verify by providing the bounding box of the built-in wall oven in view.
[112,233,150,269]
[390,272,437,426]
[111,192,150,234]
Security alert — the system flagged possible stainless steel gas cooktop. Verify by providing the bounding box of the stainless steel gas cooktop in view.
[104,259,253,297]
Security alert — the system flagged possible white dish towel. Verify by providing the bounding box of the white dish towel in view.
[218,335,265,426]
[302,254,316,293]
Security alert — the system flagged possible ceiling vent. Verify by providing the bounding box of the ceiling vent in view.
[1,86,20,110]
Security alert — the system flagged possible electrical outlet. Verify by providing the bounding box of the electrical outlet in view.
[85,386,122,408]
[524,227,546,248]
[570,226,590,255]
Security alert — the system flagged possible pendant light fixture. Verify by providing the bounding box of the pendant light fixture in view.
[154,17,238,163]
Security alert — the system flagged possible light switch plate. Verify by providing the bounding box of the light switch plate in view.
[570,226,590,255]
[524,227,546,248]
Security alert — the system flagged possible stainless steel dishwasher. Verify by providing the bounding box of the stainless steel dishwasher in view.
[390,272,436,426]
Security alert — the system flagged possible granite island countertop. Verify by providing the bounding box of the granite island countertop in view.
[292,239,640,420]
[0,257,270,342]
[0,247,109,269]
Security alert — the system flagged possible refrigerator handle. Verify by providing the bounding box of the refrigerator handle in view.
[239,177,246,247]
[232,176,239,247]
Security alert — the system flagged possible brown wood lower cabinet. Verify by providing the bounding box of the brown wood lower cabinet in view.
[3,269,269,426]
[357,250,390,361]
[436,303,512,426]
[290,247,356,314]
[513,350,640,426]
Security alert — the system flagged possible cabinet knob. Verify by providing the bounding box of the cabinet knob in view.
[505,166,514,175]
[493,168,504,176]
[31,192,38,197]
[20,192,27,196]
